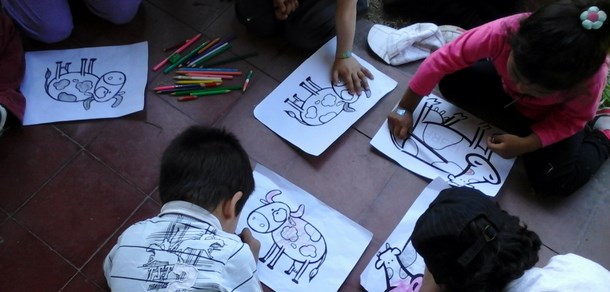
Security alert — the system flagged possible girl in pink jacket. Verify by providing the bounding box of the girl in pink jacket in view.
[388,0,610,196]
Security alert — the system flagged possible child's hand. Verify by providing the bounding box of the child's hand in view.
[332,57,374,96]
[486,133,541,158]
[274,0,299,20]
[388,109,414,140]
[239,228,261,262]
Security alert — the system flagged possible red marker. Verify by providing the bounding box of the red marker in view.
[178,95,198,102]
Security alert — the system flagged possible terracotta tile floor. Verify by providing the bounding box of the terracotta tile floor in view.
[1,1,609,291]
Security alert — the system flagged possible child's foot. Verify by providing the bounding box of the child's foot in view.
[0,104,7,136]
[593,107,610,139]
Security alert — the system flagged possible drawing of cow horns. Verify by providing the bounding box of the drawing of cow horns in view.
[265,189,282,203]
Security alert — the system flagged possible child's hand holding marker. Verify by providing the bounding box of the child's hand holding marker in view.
[486,133,542,159]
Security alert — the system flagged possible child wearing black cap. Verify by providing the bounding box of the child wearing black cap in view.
[411,187,610,292]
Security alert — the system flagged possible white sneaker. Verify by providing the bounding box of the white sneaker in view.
[438,25,466,44]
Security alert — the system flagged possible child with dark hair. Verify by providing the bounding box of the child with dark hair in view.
[388,0,610,197]
[411,187,610,292]
[104,126,262,291]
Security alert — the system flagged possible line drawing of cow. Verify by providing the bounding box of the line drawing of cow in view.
[247,189,327,284]
[44,58,126,110]
[374,240,423,292]
[390,97,501,188]
[284,76,371,126]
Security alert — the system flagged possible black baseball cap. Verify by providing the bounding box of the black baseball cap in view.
[411,187,513,284]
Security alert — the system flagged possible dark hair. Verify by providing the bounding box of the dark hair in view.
[411,187,542,292]
[159,125,255,214]
[510,0,610,90]
[442,216,541,291]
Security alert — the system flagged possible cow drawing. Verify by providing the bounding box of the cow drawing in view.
[247,190,327,284]
[391,97,501,188]
[375,241,423,292]
[44,58,126,110]
[284,76,371,126]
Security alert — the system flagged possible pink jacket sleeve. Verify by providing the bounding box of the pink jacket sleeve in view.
[408,15,520,96]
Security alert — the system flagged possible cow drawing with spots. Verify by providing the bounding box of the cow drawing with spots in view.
[247,189,327,284]
[44,58,126,110]
[284,76,371,126]
[374,240,423,292]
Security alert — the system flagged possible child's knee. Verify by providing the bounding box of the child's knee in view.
[86,0,142,24]
[526,165,584,197]
[235,0,279,37]
[31,20,73,43]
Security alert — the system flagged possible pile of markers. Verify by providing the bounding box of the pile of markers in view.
[154,68,253,102]
[152,33,256,102]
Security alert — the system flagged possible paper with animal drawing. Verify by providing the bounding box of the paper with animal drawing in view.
[21,42,148,125]
[254,36,397,156]
[236,164,373,291]
[370,95,515,196]
[360,177,449,292]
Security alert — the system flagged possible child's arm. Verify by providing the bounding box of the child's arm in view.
[239,227,261,261]
[419,267,443,292]
[332,0,374,96]
[486,132,542,159]
[388,87,424,140]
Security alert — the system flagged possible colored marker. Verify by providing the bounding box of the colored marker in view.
[153,33,202,72]
[175,80,224,85]
[162,40,214,74]
[153,82,221,91]
[173,76,223,81]
[178,68,240,72]
[178,95,199,102]
[177,89,232,101]
[170,85,243,95]
[163,39,187,52]
[176,70,242,76]
[189,43,232,67]
[242,70,253,93]
[190,89,232,96]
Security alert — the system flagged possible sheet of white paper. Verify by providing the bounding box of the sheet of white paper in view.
[371,95,515,196]
[21,42,148,125]
[360,177,450,292]
[236,164,373,291]
[254,37,397,156]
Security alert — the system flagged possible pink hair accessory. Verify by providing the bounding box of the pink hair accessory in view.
[580,6,607,30]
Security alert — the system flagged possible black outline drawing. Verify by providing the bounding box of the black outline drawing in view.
[44,58,126,110]
[284,76,372,126]
[247,189,327,284]
[111,217,230,291]
[391,97,502,188]
[374,239,423,292]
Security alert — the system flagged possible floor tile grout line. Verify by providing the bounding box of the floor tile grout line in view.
[81,147,151,198]
[5,216,82,277]
[7,148,83,218]
[76,197,151,274]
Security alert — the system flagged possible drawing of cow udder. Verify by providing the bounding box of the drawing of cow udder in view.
[248,190,328,284]
[44,58,126,110]
[284,76,369,126]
